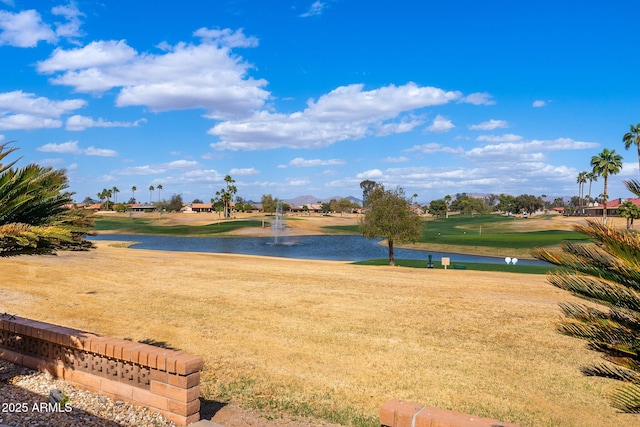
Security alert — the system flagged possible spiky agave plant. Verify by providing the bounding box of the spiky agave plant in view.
[533,215,640,412]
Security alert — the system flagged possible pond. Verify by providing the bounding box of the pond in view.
[89,234,550,266]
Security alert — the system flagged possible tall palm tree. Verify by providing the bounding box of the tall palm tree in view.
[131,185,137,202]
[576,171,587,215]
[156,184,163,202]
[149,185,154,204]
[623,123,640,173]
[112,186,119,205]
[591,148,623,224]
[412,193,418,207]
[444,194,451,218]
[586,172,598,205]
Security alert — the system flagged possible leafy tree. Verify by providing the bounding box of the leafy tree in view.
[623,123,640,173]
[496,194,518,214]
[331,198,354,216]
[618,201,640,229]
[515,194,544,214]
[0,142,93,256]
[533,219,640,413]
[261,194,278,214]
[591,148,623,224]
[453,194,489,215]
[359,185,423,266]
[428,199,447,217]
[360,180,377,208]
[167,194,184,212]
[552,197,565,208]
[320,202,331,213]
[192,199,203,204]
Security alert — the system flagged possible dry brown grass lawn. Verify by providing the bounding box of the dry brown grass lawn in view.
[1,235,633,426]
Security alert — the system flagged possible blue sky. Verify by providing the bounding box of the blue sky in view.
[1,0,639,204]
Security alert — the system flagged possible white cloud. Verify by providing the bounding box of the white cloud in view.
[288,157,346,167]
[209,82,468,150]
[356,169,385,180]
[37,140,118,157]
[0,90,85,117]
[0,9,55,47]
[469,119,508,131]
[51,2,85,40]
[461,92,495,105]
[66,115,147,131]
[287,178,310,186]
[0,90,85,131]
[0,114,61,130]
[476,133,523,143]
[0,5,84,48]
[114,160,200,176]
[38,31,269,119]
[37,140,82,154]
[229,167,259,176]
[193,27,258,48]
[426,114,454,133]
[300,1,325,17]
[382,156,410,163]
[532,100,548,107]
[38,40,137,72]
[405,143,464,154]
[466,137,599,158]
[84,146,118,157]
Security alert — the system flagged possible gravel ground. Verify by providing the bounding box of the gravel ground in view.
[0,359,176,427]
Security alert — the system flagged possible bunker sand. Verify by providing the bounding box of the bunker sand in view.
[0,240,626,426]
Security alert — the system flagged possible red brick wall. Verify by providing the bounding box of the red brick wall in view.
[380,399,520,427]
[0,315,202,426]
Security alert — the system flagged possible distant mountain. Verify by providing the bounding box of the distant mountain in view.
[282,195,362,206]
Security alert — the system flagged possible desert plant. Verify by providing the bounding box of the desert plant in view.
[533,220,640,412]
[0,142,94,256]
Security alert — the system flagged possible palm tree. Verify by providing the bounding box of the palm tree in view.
[149,185,154,204]
[576,171,587,215]
[131,185,137,202]
[444,194,451,218]
[533,221,640,413]
[112,186,119,205]
[591,148,623,224]
[623,123,640,173]
[0,142,93,255]
[586,172,598,205]
[156,184,163,202]
[412,193,418,207]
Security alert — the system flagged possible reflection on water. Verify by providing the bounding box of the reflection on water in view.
[89,234,549,265]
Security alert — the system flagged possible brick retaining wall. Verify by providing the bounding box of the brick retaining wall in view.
[0,315,203,426]
[380,399,520,427]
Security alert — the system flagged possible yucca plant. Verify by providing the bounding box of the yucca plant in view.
[0,142,94,256]
[532,179,640,413]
